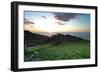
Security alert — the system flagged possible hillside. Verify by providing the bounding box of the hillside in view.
[24,31,90,61]
[24,31,85,48]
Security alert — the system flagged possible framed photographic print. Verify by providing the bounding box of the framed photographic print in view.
[11,1,97,71]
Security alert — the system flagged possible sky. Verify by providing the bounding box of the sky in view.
[24,11,90,33]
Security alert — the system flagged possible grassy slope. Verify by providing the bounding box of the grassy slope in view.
[24,40,90,61]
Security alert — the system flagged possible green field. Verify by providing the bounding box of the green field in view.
[24,40,90,62]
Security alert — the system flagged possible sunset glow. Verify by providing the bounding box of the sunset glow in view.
[24,11,90,33]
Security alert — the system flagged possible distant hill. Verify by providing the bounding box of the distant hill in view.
[24,31,86,48]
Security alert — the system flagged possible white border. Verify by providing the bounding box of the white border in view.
[18,5,96,68]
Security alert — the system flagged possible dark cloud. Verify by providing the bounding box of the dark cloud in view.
[24,18,35,24]
[42,16,47,19]
[24,20,35,24]
[54,13,80,21]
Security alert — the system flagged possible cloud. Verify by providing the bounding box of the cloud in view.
[53,13,80,21]
[24,20,35,24]
[24,18,35,24]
